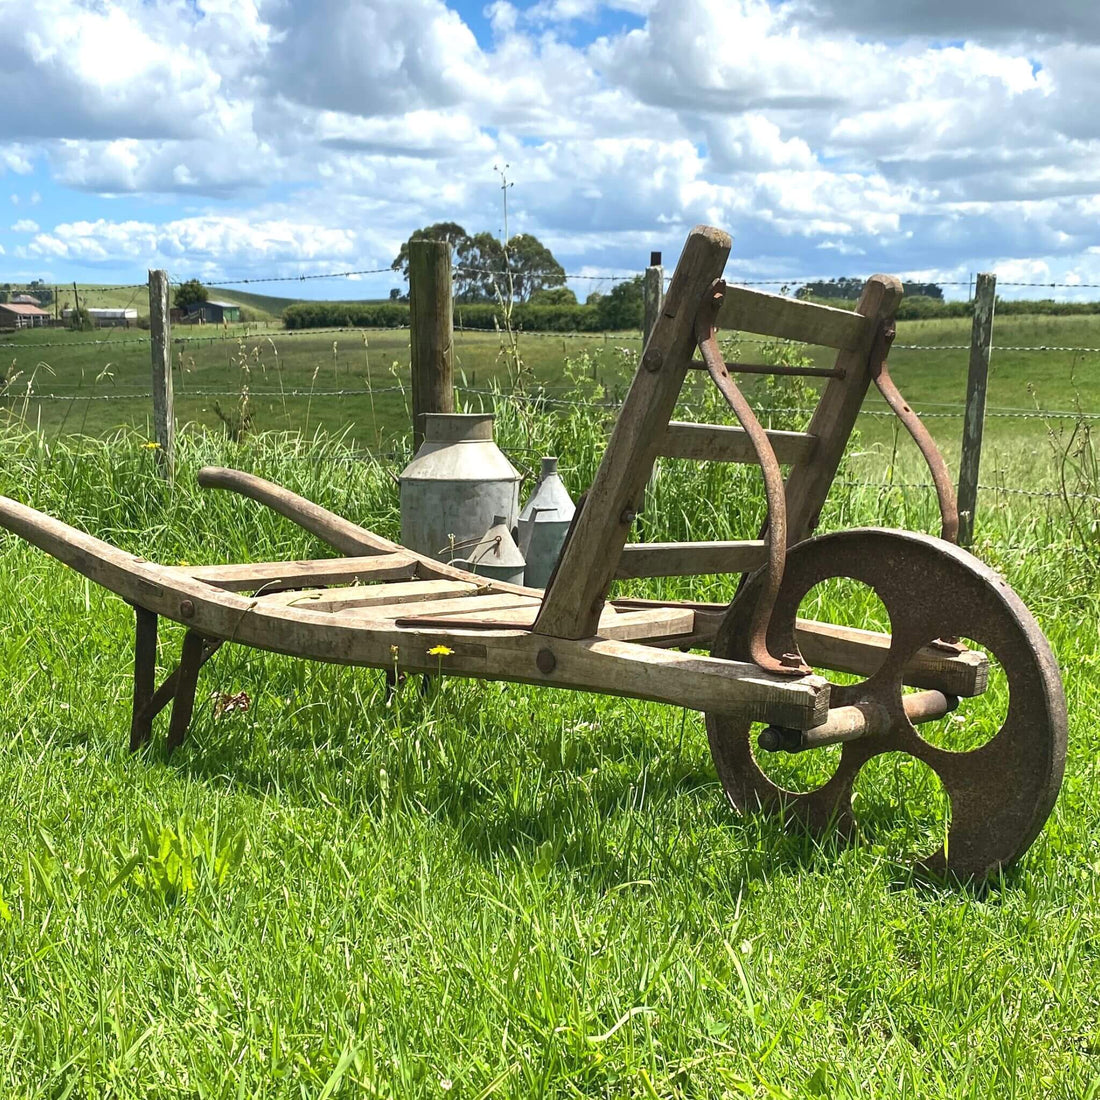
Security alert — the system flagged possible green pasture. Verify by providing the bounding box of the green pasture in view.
[2,312,1098,491]
[0,403,1097,1095]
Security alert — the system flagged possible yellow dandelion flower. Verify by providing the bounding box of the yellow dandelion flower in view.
[177,559,191,568]
[142,441,161,450]
[427,644,454,657]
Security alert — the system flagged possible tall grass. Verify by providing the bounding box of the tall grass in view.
[0,380,1098,1096]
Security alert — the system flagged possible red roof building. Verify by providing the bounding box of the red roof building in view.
[0,301,51,328]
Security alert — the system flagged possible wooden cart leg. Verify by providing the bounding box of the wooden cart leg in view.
[129,606,158,752]
[166,630,206,756]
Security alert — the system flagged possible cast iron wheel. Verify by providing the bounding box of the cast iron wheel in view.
[706,528,1066,879]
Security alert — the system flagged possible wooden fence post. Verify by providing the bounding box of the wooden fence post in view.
[957,272,997,547]
[643,250,664,346]
[408,239,454,450]
[148,269,174,479]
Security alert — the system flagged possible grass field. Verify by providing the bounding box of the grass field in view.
[0,403,1097,1096]
[2,312,1098,489]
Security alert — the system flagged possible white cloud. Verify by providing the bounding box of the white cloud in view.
[0,0,1096,290]
[11,219,39,233]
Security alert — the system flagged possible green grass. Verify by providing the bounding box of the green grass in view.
[0,396,1098,1095]
[2,313,1097,485]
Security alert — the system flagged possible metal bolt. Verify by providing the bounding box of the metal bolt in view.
[642,347,663,372]
[758,727,783,752]
[536,648,557,674]
[620,508,637,525]
[780,651,804,669]
[179,599,195,618]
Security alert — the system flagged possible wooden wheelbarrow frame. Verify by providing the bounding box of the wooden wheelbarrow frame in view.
[6,223,1060,881]
[0,225,985,756]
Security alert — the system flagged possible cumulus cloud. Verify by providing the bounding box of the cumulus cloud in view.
[11,219,38,233]
[0,0,1098,289]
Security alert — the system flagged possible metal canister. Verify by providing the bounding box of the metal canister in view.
[454,515,526,585]
[517,456,576,588]
[399,413,521,564]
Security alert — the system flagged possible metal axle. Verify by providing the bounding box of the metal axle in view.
[758,689,959,754]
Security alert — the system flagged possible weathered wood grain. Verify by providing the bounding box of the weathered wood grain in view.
[533,225,732,639]
[659,421,817,465]
[0,492,830,729]
[409,239,455,450]
[614,541,767,579]
[957,272,997,547]
[716,285,869,351]
[172,555,420,592]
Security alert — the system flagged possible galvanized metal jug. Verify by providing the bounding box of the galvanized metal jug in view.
[455,515,527,585]
[518,456,576,588]
[399,413,521,564]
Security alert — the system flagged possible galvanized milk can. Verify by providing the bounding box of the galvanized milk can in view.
[518,456,576,588]
[455,515,526,585]
[399,413,521,564]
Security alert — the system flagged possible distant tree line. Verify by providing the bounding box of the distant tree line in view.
[796,277,945,301]
[0,279,54,305]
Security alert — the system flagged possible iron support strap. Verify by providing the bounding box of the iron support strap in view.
[696,281,809,677]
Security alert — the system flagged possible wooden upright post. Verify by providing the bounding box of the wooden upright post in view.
[957,272,997,547]
[408,239,454,450]
[643,250,664,347]
[148,269,174,479]
[534,227,731,640]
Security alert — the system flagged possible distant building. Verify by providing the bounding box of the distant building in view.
[0,302,50,328]
[10,294,41,306]
[186,300,241,324]
[61,307,138,328]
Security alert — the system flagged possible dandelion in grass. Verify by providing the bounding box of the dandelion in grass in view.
[428,645,454,657]
[142,441,160,450]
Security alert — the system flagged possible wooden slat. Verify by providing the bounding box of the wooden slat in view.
[260,579,479,613]
[794,618,989,698]
[615,540,766,579]
[394,603,695,643]
[660,421,817,465]
[607,599,989,697]
[533,225,732,640]
[352,593,539,621]
[716,285,869,351]
[171,554,419,592]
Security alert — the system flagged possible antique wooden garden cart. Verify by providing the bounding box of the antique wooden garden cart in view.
[0,226,1066,879]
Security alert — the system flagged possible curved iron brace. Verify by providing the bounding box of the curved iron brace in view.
[695,280,809,677]
[869,321,960,545]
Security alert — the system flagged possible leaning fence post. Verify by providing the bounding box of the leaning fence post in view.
[644,251,664,346]
[148,269,174,479]
[408,239,455,451]
[957,272,996,547]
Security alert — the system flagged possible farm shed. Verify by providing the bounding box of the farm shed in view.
[0,302,50,328]
[10,294,41,306]
[61,307,138,328]
[187,300,241,324]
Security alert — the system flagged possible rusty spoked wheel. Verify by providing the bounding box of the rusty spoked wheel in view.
[706,528,1067,880]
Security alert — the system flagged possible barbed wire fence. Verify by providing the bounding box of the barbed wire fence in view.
[2,258,1098,530]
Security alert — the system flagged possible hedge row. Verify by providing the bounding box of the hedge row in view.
[804,295,1100,320]
[282,300,611,332]
[284,295,1100,332]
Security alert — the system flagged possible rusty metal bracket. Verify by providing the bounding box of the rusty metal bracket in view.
[870,321,960,544]
[695,280,809,677]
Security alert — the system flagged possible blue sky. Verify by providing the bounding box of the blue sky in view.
[1,0,1098,301]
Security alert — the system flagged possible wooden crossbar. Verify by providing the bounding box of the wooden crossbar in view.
[659,421,817,465]
[172,554,419,592]
[615,541,767,579]
[716,285,869,351]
